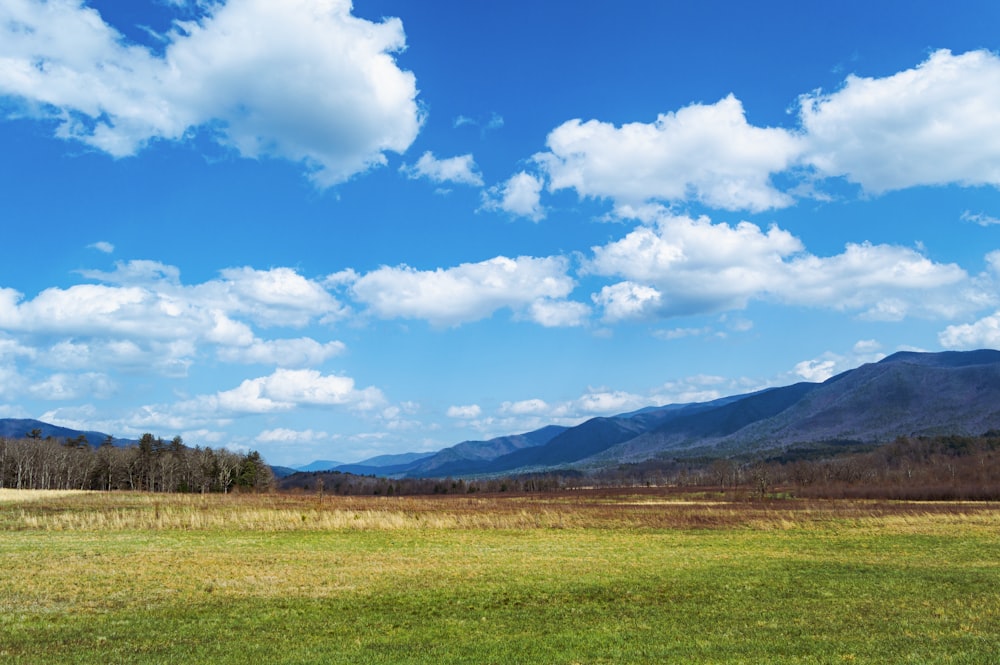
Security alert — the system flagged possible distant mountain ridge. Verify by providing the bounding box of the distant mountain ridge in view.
[7,350,1000,479]
[362,349,1000,477]
[0,419,133,448]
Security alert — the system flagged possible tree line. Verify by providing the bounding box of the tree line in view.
[278,433,1000,499]
[595,433,1000,499]
[0,431,274,493]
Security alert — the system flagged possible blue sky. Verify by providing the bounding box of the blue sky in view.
[2,0,1000,466]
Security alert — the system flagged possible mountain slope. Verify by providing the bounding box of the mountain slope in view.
[409,349,1000,477]
[730,352,1000,446]
[0,419,128,447]
[402,397,753,477]
[587,350,1000,466]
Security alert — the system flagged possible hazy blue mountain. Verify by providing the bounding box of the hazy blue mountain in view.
[401,399,745,477]
[405,425,567,474]
[295,460,345,472]
[270,466,299,479]
[357,451,435,467]
[326,452,436,476]
[404,350,1000,477]
[0,418,130,447]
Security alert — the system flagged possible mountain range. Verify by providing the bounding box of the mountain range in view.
[0,419,133,448]
[303,349,1000,477]
[5,350,1000,478]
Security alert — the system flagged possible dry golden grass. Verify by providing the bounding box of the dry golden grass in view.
[1,487,997,534]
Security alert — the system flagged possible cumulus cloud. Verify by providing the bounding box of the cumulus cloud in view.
[782,243,970,320]
[585,209,981,321]
[592,282,663,322]
[569,389,650,415]
[509,50,1000,215]
[586,212,802,317]
[447,404,481,419]
[464,388,653,439]
[89,241,115,253]
[161,368,386,424]
[499,398,550,416]
[799,49,1000,193]
[348,255,579,327]
[793,358,839,383]
[0,260,348,376]
[27,372,116,401]
[199,266,348,327]
[939,312,1000,349]
[535,95,802,212]
[482,172,546,221]
[791,343,887,383]
[0,0,422,186]
[528,299,590,327]
[401,152,483,186]
[216,338,345,367]
[652,375,733,405]
[256,428,330,444]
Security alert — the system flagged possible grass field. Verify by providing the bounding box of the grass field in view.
[1,489,998,664]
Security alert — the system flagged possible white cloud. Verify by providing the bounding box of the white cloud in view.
[0,260,347,377]
[569,389,649,415]
[853,339,882,354]
[652,326,713,340]
[349,255,578,327]
[447,404,481,419]
[592,282,662,322]
[536,95,802,212]
[167,368,386,423]
[652,375,731,405]
[0,283,172,337]
[499,399,550,416]
[0,404,29,418]
[793,359,838,383]
[256,428,330,444]
[216,338,345,367]
[799,49,1000,193]
[509,50,1000,216]
[0,363,26,401]
[42,338,194,377]
[792,344,887,383]
[0,267,331,339]
[778,339,885,383]
[453,112,503,132]
[78,259,181,286]
[482,172,545,221]
[962,210,1000,227]
[939,312,1000,349]
[201,266,347,327]
[89,241,115,253]
[401,152,484,186]
[28,372,116,401]
[0,0,422,186]
[0,335,36,361]
[587,212,802,317]
[782,242,970,320]
[586,210,981,321]
[528,299,590,327]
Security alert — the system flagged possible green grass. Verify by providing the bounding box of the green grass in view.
[1,491,998,663]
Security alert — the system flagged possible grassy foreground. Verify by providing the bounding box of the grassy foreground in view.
[1,489,998,664]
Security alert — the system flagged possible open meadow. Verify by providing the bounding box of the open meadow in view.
[1,488,998,664]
